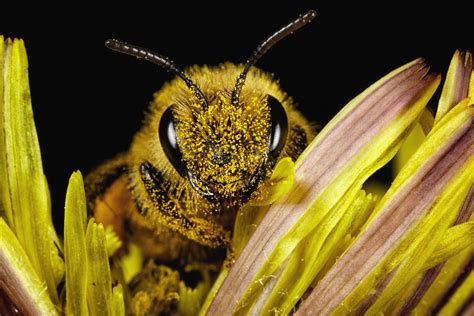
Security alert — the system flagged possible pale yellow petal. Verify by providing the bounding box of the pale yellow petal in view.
[393,123,426,176]
[64,171,89,315]
[298,102,473,315]
[435,50,472,124]
[0,218,57,315]
[423,221,473,271]
[0,36,63,304]
[86,219,113,315]
[250,157,295,206]
[105,225,122,257]
[438,272,474,316]
[259,190,377,315]
[111,284,125,316]
[121,242,144,284]
[414,245,472,314]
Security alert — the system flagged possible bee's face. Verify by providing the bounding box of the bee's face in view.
[159,86,288,206]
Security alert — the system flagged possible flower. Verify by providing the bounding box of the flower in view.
[0,36,124,315]
[206,54,472,315]
[1,36,64,315]
[0,35,472,315]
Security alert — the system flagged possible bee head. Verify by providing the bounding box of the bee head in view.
[160,90,287,204]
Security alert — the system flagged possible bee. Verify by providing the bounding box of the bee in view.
[85,10,316,314]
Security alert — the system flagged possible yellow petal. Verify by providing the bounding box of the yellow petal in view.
[386,221,473,313]
[298,102,473,315]
[392,122,426,176]
[259,190,377,315]
[231,204,269,259]
[470,70,474,98]
[178,277,212,316]
[435,50,472,124]
[438,271,474,315]
[365,172,471,314]
[64,171,89,315]
[414,245,472,314]
[0,36,7,225]
[250,157,295,206]
[86,219,113,315]
[105,225,122,257]
[413,192,474,314]
[121,242,144,284]
[0,36,63,304]
[199,270,228,316]
[419,107,435,134]
[111,284,125,316]
[0,218,57,315]
[422,221,473,271]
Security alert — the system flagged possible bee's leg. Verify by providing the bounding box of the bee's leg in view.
[127,259,223,315]
[128,260,180,315]
[139,162,232,249]
[84,153,131,241]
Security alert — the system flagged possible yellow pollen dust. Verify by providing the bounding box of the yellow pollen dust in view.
[175,93,270,197]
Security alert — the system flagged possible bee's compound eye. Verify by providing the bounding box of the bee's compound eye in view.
[268,95,288,158]
[159,106,185,177]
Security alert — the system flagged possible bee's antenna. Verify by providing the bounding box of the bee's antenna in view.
[105,39,208,108]
[231,10,316,106]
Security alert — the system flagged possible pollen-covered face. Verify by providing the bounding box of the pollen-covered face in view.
[177,93,269,202]
[160,91,288,205]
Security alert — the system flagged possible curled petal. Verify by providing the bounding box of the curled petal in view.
[297,101,473,315]
[207,58,440,315]
[436,50,472,123]
[0,219,57,315]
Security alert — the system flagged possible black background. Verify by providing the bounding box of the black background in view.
[2,3,472,233]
